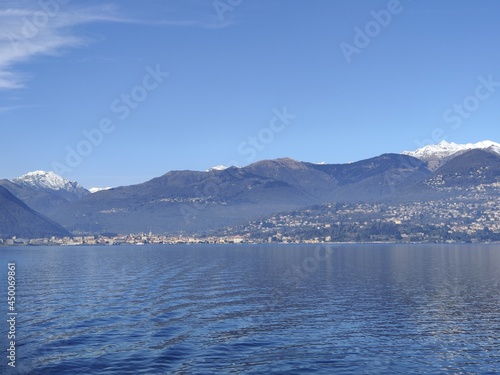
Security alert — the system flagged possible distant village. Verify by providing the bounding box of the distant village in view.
[0,233,456,247]
[0,233,276,247]
[3,182,500,247]
[220,186,500,244]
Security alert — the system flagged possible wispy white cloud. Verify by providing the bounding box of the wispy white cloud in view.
[0,105,19,113]
[0,4,125,90]
[0,104,37,113]
[0,2,227,90]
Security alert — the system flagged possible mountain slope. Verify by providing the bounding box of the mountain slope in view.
[49,167,318,234]
[0,171,90,215]
[48,154,430,235]
[403,140,500,170]
[243,158,339,200]
[310,153,430,201]
[4,144,498,237]
[12,171,89,196]
[0,186,71,239]
[242,154,431,202]
[424,149,500,188]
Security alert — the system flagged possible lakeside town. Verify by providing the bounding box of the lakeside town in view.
[3,185,500,246]
[0,233,249,247]
[220,185,500,244]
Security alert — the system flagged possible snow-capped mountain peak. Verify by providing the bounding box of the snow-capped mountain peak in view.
[11,171,89,196]
[207,165,230,172]
[89,187,112,194]
[403,140,500,159]
[402,140,500,170]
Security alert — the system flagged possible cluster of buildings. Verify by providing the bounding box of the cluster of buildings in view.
[217,183,500,243]
[0,233,249,247]
[3,182,500,246]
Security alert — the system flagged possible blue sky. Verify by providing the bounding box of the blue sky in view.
[1,0,500,188]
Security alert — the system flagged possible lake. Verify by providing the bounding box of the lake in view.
[0,244,499,374]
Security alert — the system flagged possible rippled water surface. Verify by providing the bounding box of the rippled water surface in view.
[1,244,500,374]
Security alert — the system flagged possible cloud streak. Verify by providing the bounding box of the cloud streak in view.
[0,104,38,113]
[0,3,124,89]
[0,2,226,90]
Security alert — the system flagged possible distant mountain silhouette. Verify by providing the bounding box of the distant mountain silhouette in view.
[3,148,499,237]
[430,149,500,187]
[0,186,71,239]
[45,153,432,234]
[0,171,89,215]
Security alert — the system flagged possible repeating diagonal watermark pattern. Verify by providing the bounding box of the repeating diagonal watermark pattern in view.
[340,0,411,64]
[242,245,334,326]
[6,0,71,55]
[237,107,296,163]
[213,0,243,22]
[180,106,296,224]
[52,65,169,175]
[415,74,500,148]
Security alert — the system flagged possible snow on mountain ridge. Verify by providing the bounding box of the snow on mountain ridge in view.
[89,187,112,193]
[207,165,230,172]
[12,171,89,195]
[403,140,500,160]
[402,140,500,171]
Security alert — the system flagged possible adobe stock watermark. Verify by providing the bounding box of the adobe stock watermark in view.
[340,0,409,64]
[414,74,500,148]
[383,156,424,195]
[241,245,334,326]
[237,106,296,163]
[180,106,296,224]
[6,0,71,53]
[213,0,243,22]
[51,65,169,175]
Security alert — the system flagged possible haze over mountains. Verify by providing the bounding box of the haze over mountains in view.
[0,186,70,239]
[1,141,499,238]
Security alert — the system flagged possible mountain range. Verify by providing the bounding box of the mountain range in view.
[402,140,500,170]
[0,171,90,215]
[0,186,70,239]
[1,140,499,238]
